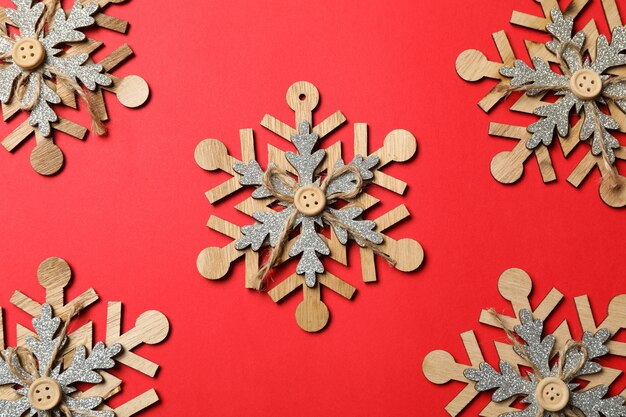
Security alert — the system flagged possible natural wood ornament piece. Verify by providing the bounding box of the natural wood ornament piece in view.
[0,0,151,176]
[423,268,626,417]
[456,0,626,207]
[195,81,424,332]
[0,257,170,417]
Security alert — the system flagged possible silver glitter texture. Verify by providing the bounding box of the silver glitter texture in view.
[464,309,625,417]
[1,0,111,136]
[0,304,121,417]
[499,8,626,163]
[234,120,381,288]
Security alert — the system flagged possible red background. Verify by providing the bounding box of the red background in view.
[0,0,625,416]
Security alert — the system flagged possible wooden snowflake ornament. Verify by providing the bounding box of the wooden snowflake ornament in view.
[456,0,626,207]
[423,268,626,417]
[1,257,170,417]
[195,81,424,332]
[0,0,150,175]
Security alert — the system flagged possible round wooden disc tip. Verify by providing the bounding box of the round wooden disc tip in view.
[490,151,523,184]
[194,139,228,171]
[535,377,569,412]
[30,140,64,176]
[295,298,329,332]
[384,129,417,162]
[599,175,626,208]
[569,69,602,100]
[294,185,326,216]
[389,238,423,272]
[197,246,231,280]
[116,75,150,108]
[38,257,71,289]
[28,377,62,411]
[12,38,46,70]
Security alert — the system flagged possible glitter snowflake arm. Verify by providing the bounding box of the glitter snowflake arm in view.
[0,397,31,417]
[513,309,554,378]
[42,2,98,48]
[501,58,569,94]
[580,103,620,163]
[290,217,329,287]
[5,0,44,38]
[233,160,273,198]
[25,304,64,376]
[464,360,535,402]
[43,3,111,91]
[325,155,379,196]
[0,65,21,103]
[327,207,382,246]
[545,8,585,72]
[571,386,626,417]
[235,206,296,251]
[65,396,113,417]
[287,121,325,185]
[25,75,61,136]
[56,342,121,387]
[591,27,626,74]
[560,328,610,379]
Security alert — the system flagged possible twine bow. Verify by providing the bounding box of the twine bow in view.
[0,0,107,135]
[498,39,624,189]
[488,309,590,417]
[253,163,395,290]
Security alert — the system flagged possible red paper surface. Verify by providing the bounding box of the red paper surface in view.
[0,0,625,416]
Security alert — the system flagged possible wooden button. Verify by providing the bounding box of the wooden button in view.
[570,69,602,100]
[28,377,62,411]
[536,377,569,412]
[12,38,46,70]
[294,185,326,216]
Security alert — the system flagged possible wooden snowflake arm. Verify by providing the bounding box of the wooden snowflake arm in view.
[197,215,260,287]
[11,257,99,319]
[105,302,170,377]
[195,130,255,203]
[103,389,160,417]
[576,294,626,358]
[488,123,557,184]
[360,205,423,282]
[261,81,346,141]
[423,331,485,416]
[510,0,588,31]
[456,31,516,112]
[1,120,34,151]
[479,268,563,329]
[354,124,417,195]
[567,146,626,207]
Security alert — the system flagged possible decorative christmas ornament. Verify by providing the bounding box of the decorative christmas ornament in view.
[195,81,424,332]
[0,257,169,416]
[0,0,150,175]
[456,1,626,207]
[422,268,626,417]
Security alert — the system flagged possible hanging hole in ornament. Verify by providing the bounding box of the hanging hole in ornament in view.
[299,94,306,101]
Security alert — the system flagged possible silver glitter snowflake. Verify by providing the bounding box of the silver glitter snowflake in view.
[500,8,626,163]
[0,0,111,136]
[234,120,381,288]
[0,304,120,417]
[465,309,625,417]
